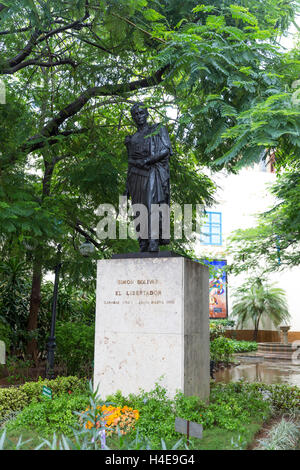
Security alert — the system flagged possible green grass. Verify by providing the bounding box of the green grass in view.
[134,420,264,450]
[3,419,264,450]
[3,429,44,450]
[192,421,262,450]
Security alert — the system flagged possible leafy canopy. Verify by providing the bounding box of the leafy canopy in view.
[0,0,298,270]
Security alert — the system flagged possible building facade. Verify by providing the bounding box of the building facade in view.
[194,163,300,342]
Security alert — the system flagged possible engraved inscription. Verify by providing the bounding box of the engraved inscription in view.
[103,278,175,306]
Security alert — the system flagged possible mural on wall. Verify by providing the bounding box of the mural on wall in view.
[203,260,228,319]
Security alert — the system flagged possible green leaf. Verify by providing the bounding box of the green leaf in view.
[229,5,258,26]
[192,5,215,14]
[142,9,165,22]
[206,15,225,29]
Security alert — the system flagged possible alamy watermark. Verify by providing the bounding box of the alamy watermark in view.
[95,196,206,241]
[292,79,300,106]
[291,340,300,365]
[0,80,6,104]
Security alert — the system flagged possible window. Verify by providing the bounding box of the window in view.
[200,211,222,245]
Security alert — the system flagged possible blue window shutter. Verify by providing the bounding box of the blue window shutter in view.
[200,211,222,245]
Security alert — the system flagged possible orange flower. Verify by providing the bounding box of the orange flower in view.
[80,404,140,436]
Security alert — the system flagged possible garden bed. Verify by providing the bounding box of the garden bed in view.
[1,378,299,450]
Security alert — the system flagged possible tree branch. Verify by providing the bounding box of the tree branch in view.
[36,8,90,44]
[3,57,77,74]
[23,66,168,153]
[0,26,32,36]
[25,128,88,153]
[65,31,114,55]
[2,1,90,74]
[8,29,42,68]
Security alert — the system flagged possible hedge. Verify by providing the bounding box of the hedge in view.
[0,376,87,425]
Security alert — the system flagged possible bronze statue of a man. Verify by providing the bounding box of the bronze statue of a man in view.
[125,103,172,252]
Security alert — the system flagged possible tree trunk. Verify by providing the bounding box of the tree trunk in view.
[26,155,54,361]
[253,315,261,342]
[26,254,42,362]
[253,328,258,342]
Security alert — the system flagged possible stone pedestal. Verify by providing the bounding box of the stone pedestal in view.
[94,254,210,400]
[279,325,290,345]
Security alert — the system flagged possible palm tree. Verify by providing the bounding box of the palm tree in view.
[231,277,290,341]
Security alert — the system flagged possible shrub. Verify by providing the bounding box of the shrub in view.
[210,336,235,364]
[207,382,270,430]
[21,375,87,401]
[0,388,29,423]
[227,339,258,353]
[209,320,235,341]
[106,383,178,448]
[245,383,300,412]
[55,322,94,376]
[209,322,226,341]
[6,393,89,436]
[0,376,87,424]
[105,381,271,446]
[210,319,235,328]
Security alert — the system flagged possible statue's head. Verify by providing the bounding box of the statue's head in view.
[130,102,149,127]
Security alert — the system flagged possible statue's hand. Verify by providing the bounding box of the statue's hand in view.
[129,158,150,169]
[137,159,150,169]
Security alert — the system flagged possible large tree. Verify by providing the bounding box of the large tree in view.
[0,0,299,358]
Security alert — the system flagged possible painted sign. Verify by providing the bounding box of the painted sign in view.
[42,386,52,399]
[201,259,228,319]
